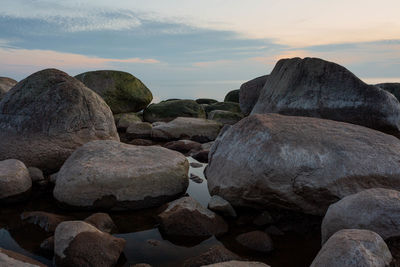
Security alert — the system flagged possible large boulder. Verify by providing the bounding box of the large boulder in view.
[204,102,241,115]
[0,247,47,267]
[158,196,228,237]
[0,77,17,100]
[75,70,152,114]
[310,229,392,267]
[143,100,206,123]
[251,58,400,134]
[206,113,400,215]
[54,220,125,267]
[208,110,244,125]
[0,69,119,173]
[376,83,400,102]
[224,89,239,103]
[183,245,241,267]
[54,140,189,210]
[239,75,268,115]
[152,117,223,142]
[321,188,400,244]
[0,159,31,202]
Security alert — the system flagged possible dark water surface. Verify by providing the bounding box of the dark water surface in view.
[0,157,321,266]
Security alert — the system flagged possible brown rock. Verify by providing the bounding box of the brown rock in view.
[183,245,241,267]
[236,231,273,252]
[84,213,118,234]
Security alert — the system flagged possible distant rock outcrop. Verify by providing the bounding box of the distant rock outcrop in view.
[206,114,400,215]
[251,58,400,134]
[75,70,153,114]
[0,69,119,173]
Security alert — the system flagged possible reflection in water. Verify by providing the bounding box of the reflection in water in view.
[186,157,211,207]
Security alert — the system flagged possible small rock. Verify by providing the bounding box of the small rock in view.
[164,140,202,154]
[203,261,270,267]
[28,167,45,183]
[0,159,31,202]
[84,213,118,234]
[159,196,228,237]
[126,122,153,140]
[253,211,273,226]
[208,195,237,218]
[236,231,273,252]
[0,247,47,267]
[190,162,203,168]
[54,221,126,267]
[190,173,203,184]
[310,229,392,267]
[183,245,241,267]
[21,211,72,232]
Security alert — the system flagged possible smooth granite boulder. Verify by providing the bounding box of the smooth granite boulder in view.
[75,70,152,114]
[0,159,31,202]
[252,58,400,134]
[321,188,400,244]
[144,100,206,123]
[206,113,400,215]
[239,75,268,115]
[54,140,189,210]
[310,229,392,267]
[0,77,17,100]
[0,69,119,173]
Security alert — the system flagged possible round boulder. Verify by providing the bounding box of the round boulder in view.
[239,75,269,115]
[0,69,119,173]
[75,70,152,114]
[0,159,31,202]
[310,229,392,267]
[206,113,400,215]
[143,100,206,123]
[321,188,400,244]
[54,140,189,210]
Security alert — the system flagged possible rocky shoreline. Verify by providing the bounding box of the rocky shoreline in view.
[1,57,400,266]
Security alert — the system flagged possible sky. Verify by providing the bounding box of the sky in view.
[0,0,399,101]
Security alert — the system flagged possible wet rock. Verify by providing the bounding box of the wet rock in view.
[54,140,189,210]
[0,77,17,100]
[84,213,118,234]
[376,83,400,102]
[183,245,241,267]
[239,75,268,115]
[75,70,152,114]
[191,150,209,163]
[21,211,72,232]
[0,69,119,173]
[144,100,205,123]
[208,110,244,125]
[203,261,270,267]
[115,113,142,131]
[321,188,400,244]
[126,122,152,139]
[208,195,237,218]
[159,196,228,237]
[310,229,392,267]
[236,231,273,252]
[251,57,400,134]
[0,159,31,202]
[206,113,400,215]
[152,117,222,143]
[128,139,157,146]
[253,211,273,226]
[55,220,125,267]
[40,236,55,253]
[190,162,203,168]
[0,247,47,267]
[196,98,218,105]
[190,173,203,184]
[28,167,45,183]
[163,140,202,154]
[224,90,239,103]
[204,102,241,115]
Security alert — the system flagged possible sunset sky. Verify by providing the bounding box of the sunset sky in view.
[1,0,399,101]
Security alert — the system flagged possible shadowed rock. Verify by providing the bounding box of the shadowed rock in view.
[0,69,119,173]
[0,77,17,100]
[183,245,241,267]
[252,58,400,134]
[239,75,268,115]
[376,83,400,102]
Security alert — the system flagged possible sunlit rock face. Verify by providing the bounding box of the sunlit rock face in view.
[251,57,400,135]
[0,69,119,173]
[206,113,400,215]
